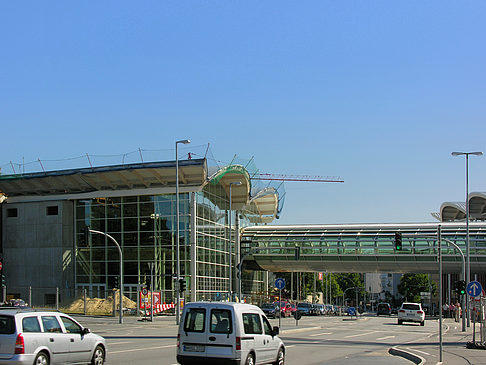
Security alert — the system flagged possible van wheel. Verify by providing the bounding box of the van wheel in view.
[245,353,255,365]
[398,320,402,325]
[273,347,285,365]
[34,352,49,365]
[91,345,105,365]
[420,321,425,326]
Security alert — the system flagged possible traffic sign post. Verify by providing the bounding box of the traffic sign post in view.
[467,281,483,345]
[467,281,483,298]
[275,278,285,329]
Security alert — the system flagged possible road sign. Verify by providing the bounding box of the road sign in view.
[467,281,483,298]
[275,278,285,290]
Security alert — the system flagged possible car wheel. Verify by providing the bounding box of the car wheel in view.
[398,319,402,325]
[91,345,105,365]
[34,352,49,365]
[420,321,425,326]
[245,353,255,365]
[273,347,285,365]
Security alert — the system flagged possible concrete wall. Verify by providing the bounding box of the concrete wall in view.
[1,200,74,305]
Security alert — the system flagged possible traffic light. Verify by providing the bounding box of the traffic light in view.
[179,278,186,292]
[1,274,5,288]
[114,276,119,288]
[458,280,466,295]
[295,246,301,260]
[394,232,402,251]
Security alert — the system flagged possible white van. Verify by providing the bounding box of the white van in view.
[177,302,285,365]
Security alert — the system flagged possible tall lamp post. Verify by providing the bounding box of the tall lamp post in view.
[228,181,242,300]
[451,151,483,327]
[176,139,190,325]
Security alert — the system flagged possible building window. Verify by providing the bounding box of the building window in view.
[46,206,59,216]
[7,208,17,218]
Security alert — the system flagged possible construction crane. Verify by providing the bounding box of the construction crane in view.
[252,173,343,183]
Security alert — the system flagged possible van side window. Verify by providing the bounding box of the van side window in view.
[242,313,262,334]
[262,316,273,335]
[184,308,205,332]
[210,309,232,334]
[22,317,41,332]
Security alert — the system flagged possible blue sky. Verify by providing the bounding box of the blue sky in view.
[1,1,485,224]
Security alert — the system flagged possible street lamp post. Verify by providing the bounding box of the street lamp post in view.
[451,151,483,327]
[228,181,242,300]
[176,139,190,325]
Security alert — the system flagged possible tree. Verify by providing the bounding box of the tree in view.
[397,274,437,302]
[334,273,364,305]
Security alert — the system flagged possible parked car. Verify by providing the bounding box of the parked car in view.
[0,309,106,365]
[273,301,292,318]
[398,302,425,326]
[261,303,278,319]
[177,301,285,365]
[296,302,312,316]
[315,304,325,315]
[377,303,392,316]
[287,303,297,317]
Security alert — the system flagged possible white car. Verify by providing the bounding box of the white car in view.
[397,302,425,326]
[177,302,285,365]
[0,309,106,365]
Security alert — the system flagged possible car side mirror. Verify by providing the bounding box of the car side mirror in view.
[272,326,279,336]
[82,328,91,335]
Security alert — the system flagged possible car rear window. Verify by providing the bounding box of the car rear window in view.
[402,304,420,310]
[0,315,15,334]
[210,309,232,334]
[184,308,205,332]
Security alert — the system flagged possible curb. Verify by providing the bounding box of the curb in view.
[389,346,426,365]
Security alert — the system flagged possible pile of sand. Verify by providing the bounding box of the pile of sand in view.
[63,290,137,315]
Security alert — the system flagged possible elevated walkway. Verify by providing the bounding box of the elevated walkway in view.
[241,222,486,274]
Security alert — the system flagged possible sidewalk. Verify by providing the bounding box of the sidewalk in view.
[393,318,486,364]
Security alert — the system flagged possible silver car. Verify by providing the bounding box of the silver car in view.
[0,309,106,365]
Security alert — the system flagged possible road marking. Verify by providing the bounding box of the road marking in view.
[343,331,378,338]
[376,336,395,340]
[110,344,176,354]
[286,345,296,348]
[108,341,132,345]
[309,332,333,337]
[406,347,431,355]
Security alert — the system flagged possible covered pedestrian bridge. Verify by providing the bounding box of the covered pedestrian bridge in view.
[240,222,486,274]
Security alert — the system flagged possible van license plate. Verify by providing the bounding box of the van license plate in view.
[184,344,205,352]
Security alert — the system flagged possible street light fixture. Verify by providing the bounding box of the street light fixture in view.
[228,181,242,300]
[451,151,483,327]
[176,139,190,325]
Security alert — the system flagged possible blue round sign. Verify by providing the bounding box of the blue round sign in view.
[467,281,483,298]
[275,278,285,290]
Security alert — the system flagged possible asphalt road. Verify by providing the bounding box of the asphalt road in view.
[72,314,437,364]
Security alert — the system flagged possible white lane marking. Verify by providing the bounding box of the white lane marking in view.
[286,345,296,348]
[107,341,132,345]
[376,336,395,340]
[343,331,378,338]
[110,344,176,354]
[309,332,333,337]
[406,348,431,355]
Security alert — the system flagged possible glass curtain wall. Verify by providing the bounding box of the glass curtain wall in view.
[75,194,190,302]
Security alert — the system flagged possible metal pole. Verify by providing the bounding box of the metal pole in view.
[84,289,87,315]
[29,286,32,308]
[149,262,154,322]
[89,229,124,323]
[175,139,190,325]
[229,185,232,299]
[56,287,59,311]
[466,154,470,328]
[438,225,443,363]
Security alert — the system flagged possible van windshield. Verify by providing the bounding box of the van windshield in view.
[184,308,205,332]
